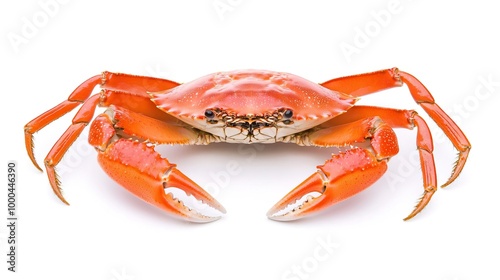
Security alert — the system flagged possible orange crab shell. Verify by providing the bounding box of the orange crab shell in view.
[150,69,357,121]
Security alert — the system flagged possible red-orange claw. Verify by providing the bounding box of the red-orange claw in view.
[267,148,387,221]
[97,139,225,223]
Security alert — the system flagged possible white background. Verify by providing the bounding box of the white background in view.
[1,1,499,279]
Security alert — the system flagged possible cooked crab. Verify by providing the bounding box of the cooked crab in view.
[24,68,470,222]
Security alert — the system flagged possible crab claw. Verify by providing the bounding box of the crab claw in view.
[96,139,226,223]
[267,148,387,221]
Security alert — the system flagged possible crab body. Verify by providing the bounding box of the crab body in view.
[151,70,356,143]
[25,68,470,222]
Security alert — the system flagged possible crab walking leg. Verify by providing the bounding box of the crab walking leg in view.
[25,74,102,170]
[42,94,101,204]
[98,72,180,122]
[268,108,436,221]
[24,72,180,170]
[321,68,470,187]
[89,110,225,222]
[24,72,181,204]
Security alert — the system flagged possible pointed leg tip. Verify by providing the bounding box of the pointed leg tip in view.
[404,189,436,221]
[440,182,452,189]
[55,189,70,205]
[402,215,413,221]
[44,165,71,205]
[60,197,70,206]
[25,131,43,171]
[440,170,461,189]
[442,148,470,189]
[27,150,43,172]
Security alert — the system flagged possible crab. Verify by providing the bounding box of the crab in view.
[24,68,470,223]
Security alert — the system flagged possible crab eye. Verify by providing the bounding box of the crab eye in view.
[283,109,293,119]
[205,109,215,119]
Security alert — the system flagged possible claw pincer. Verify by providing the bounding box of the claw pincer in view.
[268,148,387,221]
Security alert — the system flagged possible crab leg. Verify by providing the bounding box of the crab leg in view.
[268,107,435,221]
[24,72,180,204]
[89,106,225,222]
[320,67,470,187]
[24,74,102,171]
